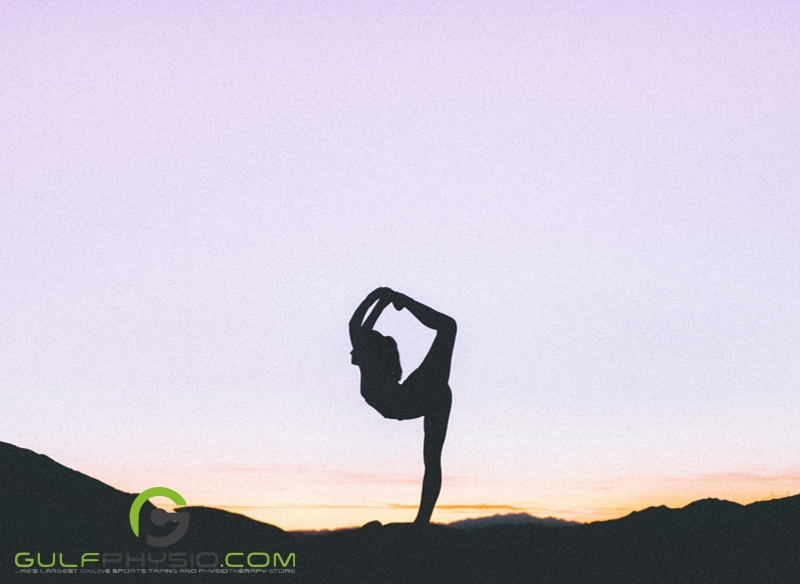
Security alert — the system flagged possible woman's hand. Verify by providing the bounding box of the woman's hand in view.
[368,287,394,301]
[362,288,388,307]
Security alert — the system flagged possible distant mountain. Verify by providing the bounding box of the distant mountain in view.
[447,512,579,529]
[603,495,800,531]
[4,440,800,583]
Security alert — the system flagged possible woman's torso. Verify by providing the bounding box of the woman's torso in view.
[360,366,450,421]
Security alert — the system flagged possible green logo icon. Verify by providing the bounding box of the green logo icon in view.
[129,487,190,547]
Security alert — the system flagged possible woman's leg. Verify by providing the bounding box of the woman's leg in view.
[403,310,456,522]
[414,326,456,386]
[414,389,452,524]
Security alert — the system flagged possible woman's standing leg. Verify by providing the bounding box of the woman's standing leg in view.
[414,389,452,524]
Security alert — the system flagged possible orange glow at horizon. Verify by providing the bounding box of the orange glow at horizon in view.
[138,466,800,531]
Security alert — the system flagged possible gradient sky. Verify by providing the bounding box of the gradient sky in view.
[2,1,799,530]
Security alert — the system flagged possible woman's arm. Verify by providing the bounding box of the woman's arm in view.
[363,297,390,330]
[349,287,393,344]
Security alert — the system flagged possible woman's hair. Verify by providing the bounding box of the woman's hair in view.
[362,330,402,382]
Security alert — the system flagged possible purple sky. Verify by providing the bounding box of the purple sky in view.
[2,1,799,528]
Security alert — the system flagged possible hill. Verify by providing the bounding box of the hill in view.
[3,441,800,583]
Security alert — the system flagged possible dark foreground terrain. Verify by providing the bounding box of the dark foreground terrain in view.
[3,441,800,583]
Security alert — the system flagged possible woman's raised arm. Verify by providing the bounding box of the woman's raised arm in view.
[363,297,390,330]
[349,287,393,340]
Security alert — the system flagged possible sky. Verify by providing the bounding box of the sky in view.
[1,0,799,530]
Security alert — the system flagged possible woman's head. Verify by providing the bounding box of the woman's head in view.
[355,330,402,381]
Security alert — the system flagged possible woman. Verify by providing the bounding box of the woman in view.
[349,287,456,524]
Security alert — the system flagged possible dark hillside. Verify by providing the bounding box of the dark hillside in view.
[3,441,800,583]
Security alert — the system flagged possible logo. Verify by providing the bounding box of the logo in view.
[129,487,190,547]
[16,485,297,575]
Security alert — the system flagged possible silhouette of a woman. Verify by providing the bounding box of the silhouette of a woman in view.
[349,287,456,524]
